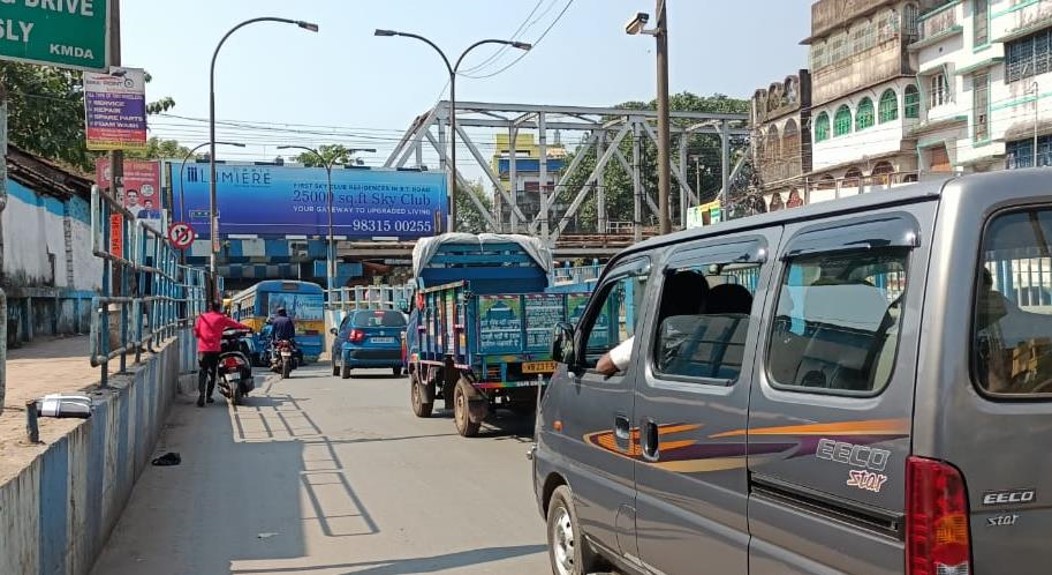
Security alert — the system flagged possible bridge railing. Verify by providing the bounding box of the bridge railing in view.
[89,185,209,386]
[325,285,416,312]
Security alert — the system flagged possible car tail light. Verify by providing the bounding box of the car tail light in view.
[349,329,365,344]
[906,456,972,575]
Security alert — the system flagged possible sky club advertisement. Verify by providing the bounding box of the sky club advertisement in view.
[175,163,448,239]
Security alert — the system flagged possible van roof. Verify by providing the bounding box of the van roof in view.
[619,175,955,262]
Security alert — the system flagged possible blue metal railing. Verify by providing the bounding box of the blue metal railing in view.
[89,185,208,386]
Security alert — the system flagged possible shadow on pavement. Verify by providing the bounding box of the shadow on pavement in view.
[230,544,547,574]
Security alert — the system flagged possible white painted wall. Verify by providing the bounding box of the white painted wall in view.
[811,78,922,172]
[3,181,101,291]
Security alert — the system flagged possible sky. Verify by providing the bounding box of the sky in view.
[123,0,813,176]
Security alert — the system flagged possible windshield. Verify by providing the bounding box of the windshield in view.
[353,310,407,328]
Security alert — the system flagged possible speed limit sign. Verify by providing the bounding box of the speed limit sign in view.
[168,222,197,250]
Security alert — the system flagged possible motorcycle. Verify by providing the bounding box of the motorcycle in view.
[269,339,297,379]
[219,328,255,405]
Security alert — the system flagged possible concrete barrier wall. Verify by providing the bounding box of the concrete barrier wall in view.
[0,331,192,575]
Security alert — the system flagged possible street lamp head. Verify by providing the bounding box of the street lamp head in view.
[374,29,398,37]
[297,21,320,32]
[625,12,650,35]
[217,141,247,148]
[511,41,533,51]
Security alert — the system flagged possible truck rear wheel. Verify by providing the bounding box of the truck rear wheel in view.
[410,371,434,418]
[453,379,481,437]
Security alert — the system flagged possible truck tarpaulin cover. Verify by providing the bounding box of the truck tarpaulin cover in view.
[412,233,554,279]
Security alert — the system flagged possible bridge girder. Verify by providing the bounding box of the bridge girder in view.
[385,100,749,245]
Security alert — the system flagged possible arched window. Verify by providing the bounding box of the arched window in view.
[904,84,921,119]
[815,112,831,142]
[844,167,864,188]
[872,161,895,186]
[767,125,781,162]
[879,89,899,123]
[783,119,800,165]
[834,105,853,137]
[856,98,875,130]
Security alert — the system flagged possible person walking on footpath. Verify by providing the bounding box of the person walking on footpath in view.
[193,301,252,407]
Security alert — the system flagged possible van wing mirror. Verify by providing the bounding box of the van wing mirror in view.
[552,322,577,366]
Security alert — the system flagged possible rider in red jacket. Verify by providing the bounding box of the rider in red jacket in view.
[193,302,251,407]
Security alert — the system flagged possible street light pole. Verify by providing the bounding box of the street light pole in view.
[278,146,375,295]
[209,17,318,299]
[627,2,671,235]
[375,30,530,233]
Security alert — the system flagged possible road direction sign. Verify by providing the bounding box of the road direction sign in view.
[0,0,111,71]
[168,222,196,250]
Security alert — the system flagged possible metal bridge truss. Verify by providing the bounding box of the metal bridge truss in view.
[384,101,750,243]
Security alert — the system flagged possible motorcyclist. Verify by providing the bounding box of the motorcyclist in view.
[267,307,298,363]
[194,301,252,407]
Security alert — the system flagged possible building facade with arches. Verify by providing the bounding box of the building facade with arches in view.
[750,70,813,211]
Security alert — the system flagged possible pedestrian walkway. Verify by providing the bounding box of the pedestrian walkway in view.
[0,336,122,482]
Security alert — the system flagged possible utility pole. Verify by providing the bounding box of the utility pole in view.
[655,0,671,235]
[0,81,8,414]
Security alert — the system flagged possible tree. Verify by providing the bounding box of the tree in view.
[555,92,750,233]
[455,180,493,234]
[0,62,177,172]
[294,144,364,168]
[125,137,192,160]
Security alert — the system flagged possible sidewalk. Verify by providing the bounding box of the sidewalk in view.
[0,336,125,482]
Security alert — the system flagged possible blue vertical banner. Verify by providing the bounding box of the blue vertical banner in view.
[174,163,448,239]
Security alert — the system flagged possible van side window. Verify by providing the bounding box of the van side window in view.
[974,208,1052,397]
[652,264,760,382]
[767,250,908,394]
[579,272,649,369]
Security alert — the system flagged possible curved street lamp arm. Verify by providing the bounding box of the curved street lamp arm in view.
[384,31,453,76]
[454,39,529,73]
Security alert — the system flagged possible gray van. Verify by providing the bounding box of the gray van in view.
[531,171,1052,575]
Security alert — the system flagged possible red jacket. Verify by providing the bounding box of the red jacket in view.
[194,311,250,353]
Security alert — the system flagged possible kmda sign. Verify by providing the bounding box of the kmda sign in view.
[0,0,110,71]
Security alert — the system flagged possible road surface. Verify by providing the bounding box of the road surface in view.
[91,364,552,575]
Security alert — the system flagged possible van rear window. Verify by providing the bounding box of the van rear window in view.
[974,208,1052,397]
[353,311,407,328]
[767,250,908,395]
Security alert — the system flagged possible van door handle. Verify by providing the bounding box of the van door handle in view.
[614,414,631,451]
[642,419,659,461]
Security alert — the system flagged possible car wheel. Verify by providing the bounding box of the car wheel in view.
[340,356,352,380]
[547,485,600,575]
[332,357,339,377]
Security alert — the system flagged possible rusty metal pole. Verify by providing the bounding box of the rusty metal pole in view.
[0,81,8,416]
[655,0,671,236]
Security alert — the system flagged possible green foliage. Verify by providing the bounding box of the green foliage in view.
[557,92,750,233]
[0,62,176,172]
[294,144,363,168]
[455,179,493,234]
[125,137,192,160]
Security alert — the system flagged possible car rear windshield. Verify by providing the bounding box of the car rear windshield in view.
[353,310,406,328]
[974,207,1052,397]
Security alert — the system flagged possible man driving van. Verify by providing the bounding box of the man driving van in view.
[597,270,710,376]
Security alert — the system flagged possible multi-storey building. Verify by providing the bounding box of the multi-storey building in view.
[490,133,567,229]
[912,0,1052,172]
[802,0,937,203]
[750,70,813,211]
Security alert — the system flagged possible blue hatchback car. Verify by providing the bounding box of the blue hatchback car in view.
[330,310,407,379]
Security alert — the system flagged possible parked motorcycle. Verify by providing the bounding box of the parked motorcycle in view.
[269,339,297,379]
[219,328,255,405]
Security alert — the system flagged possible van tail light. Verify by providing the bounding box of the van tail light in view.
[349,329,365,344]
[906,456,972,575]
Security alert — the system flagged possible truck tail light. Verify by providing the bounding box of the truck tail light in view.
[906,456,972,575]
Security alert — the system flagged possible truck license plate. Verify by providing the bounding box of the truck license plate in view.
[371,337,395,344]
[523,361,556,374]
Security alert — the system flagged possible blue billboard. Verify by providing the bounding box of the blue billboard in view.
[174,163,447,239]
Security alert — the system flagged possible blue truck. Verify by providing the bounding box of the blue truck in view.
[405,233,602,437]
